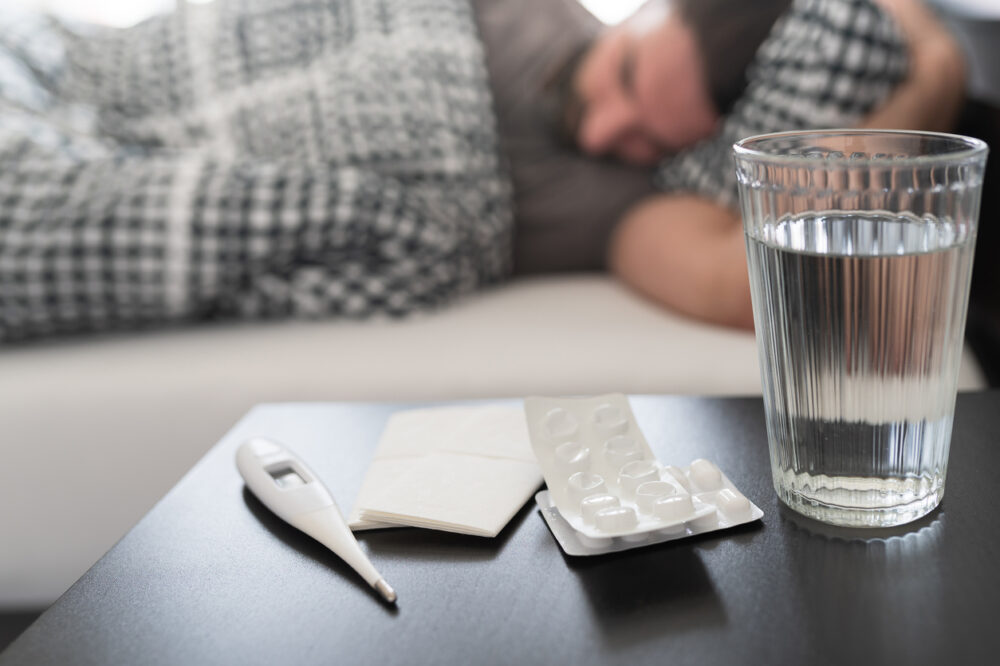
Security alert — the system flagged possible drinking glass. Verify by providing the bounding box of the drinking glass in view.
[733,130,988,527]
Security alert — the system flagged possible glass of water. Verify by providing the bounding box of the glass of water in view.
[733,130,988,528]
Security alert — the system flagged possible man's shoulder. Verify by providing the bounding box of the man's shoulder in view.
[756,0,907,63]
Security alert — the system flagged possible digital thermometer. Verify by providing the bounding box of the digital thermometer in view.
[236,437,397,604]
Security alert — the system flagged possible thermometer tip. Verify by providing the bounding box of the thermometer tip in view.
[375,579,397,604]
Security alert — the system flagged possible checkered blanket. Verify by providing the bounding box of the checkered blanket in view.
[658,0,909,207]
[0,0,511,341]
[0,0,907,342]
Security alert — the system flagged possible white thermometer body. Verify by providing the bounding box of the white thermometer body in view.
[236,437,396,603]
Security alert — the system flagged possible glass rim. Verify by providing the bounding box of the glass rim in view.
[732,129,988,168]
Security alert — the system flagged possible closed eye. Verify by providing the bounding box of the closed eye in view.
[619,40,637,98]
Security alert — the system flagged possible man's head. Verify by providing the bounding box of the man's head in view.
[568,2,716,165]
[562,0,792,166]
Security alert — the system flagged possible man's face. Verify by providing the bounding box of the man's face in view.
[569,11,720,165]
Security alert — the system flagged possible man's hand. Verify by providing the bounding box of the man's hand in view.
[863,0,967,131]
[608,195,753,329]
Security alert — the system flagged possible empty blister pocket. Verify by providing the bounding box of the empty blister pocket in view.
[525,394,763,555]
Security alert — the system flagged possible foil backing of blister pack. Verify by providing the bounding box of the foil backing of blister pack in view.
[525,394,763,555]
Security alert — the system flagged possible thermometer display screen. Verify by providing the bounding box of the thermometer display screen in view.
[269,466,306,489]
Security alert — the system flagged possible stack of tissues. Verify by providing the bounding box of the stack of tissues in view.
[348,404,542,537]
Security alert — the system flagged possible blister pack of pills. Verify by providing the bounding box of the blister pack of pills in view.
[525,394,763,556]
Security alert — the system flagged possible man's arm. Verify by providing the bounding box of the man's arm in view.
[862,0,966,131]
[609,0,967,330]
[608,195,752,329]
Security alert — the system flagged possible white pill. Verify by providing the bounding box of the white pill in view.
[634,481,676,515]
[688,459,723,492]
[716,488,752,520]
[580,494,621,525]
[653,494,695,523]
[544,408,578,440]
[617,460,659,498]
[593,403,629,436]
[554,441,590,475]
[664,465,692,492]
[604,435,643,468]
[594,506,639,532]
[566,472,607,505]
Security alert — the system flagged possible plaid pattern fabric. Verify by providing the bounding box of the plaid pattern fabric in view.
[0,0,511,341]
[657,0,909,208]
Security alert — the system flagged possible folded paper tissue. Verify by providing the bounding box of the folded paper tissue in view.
[348,405,542,537]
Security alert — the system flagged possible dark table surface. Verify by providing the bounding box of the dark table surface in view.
[4,393,999,666]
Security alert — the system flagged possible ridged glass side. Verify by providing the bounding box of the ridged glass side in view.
[734,133,986,527]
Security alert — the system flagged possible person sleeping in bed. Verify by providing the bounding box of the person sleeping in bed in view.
[491,0,964,328]
[0,0,963,340]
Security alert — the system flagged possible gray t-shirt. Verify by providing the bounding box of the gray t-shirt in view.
[472,0,656,274]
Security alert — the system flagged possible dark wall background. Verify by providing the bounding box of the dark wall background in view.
[947,9,1000,386]
[963,101,1000,386]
